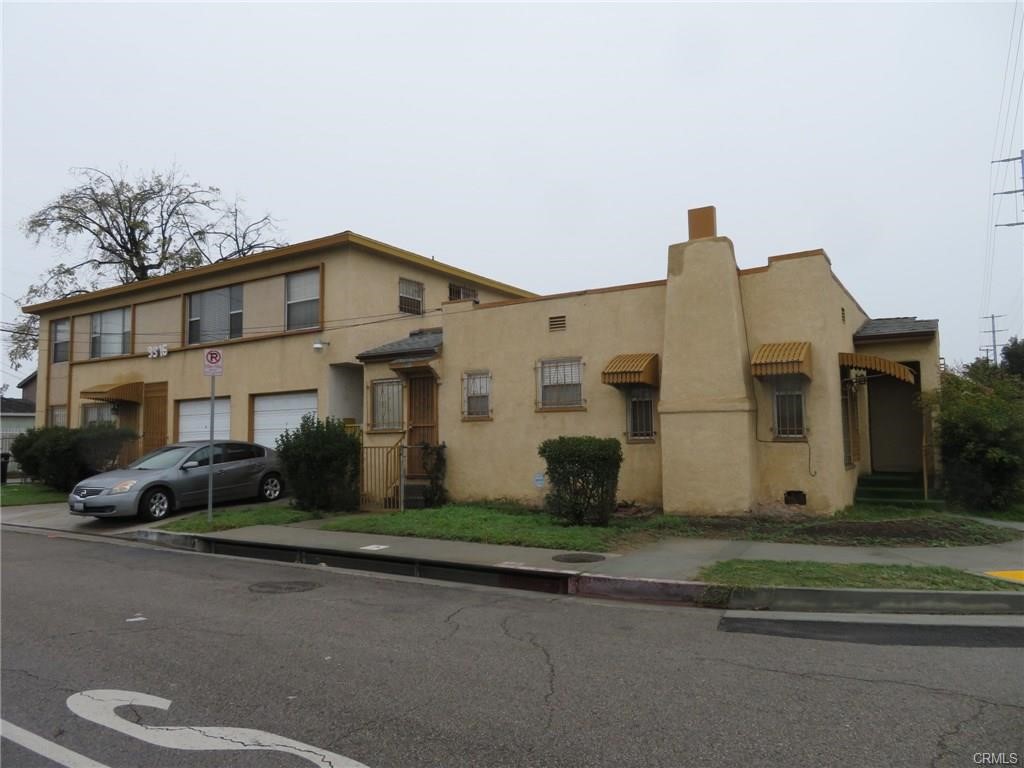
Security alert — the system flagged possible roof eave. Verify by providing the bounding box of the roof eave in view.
[22,231,536,315]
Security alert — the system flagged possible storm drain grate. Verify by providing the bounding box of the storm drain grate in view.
[552,553,606,563]
[248,581,322,594]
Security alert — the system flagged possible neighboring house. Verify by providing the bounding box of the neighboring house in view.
[23,208,940,515]
[1,396,36,439]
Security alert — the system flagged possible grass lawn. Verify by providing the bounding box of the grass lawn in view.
[319,503,1022,551]
[0,482,67,506]
[160,503,317,533]
[322,505,623,551]
[699,559,1024,591]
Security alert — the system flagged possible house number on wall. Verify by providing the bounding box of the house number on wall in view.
[147,345,169,358]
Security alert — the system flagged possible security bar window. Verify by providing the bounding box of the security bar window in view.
[82,402,116,426]
[286,270,320,330]
[90,307,131,358]
[773,375,805,438]
[399,278,424,315]
[449,283,478,301]
[463,371,491,417]
[188,285,243,344]
[48,405,67,427]
[372,379,403,430]
[628,387,656,440]
[52,319,70,363]
[539,358,583,408]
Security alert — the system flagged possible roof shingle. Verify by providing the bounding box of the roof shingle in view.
[854,317,938,341]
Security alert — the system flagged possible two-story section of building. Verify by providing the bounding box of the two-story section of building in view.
[25,231,534,462]
[25,207,941,515]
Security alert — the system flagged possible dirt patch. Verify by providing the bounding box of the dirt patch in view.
[790,518,999,546]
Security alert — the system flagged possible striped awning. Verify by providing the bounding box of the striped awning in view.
[81,381,144,404]
[838,353,916,384]
[751,342,812,379]
[601,353,659,386]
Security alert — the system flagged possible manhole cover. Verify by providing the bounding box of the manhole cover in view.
[552,553,606,563]
[248,581,322,594]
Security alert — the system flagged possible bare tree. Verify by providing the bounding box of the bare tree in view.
[5,166,285,368]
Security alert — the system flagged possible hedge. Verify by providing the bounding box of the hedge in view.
[538,436,623,526]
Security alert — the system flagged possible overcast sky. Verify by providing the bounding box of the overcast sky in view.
[3,1,1022,394]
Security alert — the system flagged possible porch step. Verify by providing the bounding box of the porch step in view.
[403,482,430,510]
[854,472,943,510]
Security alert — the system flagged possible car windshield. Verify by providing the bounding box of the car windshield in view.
[129,446,195,470]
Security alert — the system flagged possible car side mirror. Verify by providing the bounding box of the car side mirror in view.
[181,461,199,471]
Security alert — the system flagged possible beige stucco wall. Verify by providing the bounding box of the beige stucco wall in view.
[32,241,527,447]
[660,237,756,515]
[739,253,868,512]
[134,297,182,353]
[439,284,666,506]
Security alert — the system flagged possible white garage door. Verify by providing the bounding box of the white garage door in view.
[178,398,231,442]
[253,391,318,449]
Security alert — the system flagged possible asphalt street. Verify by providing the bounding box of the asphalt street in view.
[2,528,1022,768]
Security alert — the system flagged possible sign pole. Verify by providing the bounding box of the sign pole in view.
[202,348,223,523]
[207,373,215,523]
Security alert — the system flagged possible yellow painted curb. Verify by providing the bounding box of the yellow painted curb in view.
[985,570,1024,584]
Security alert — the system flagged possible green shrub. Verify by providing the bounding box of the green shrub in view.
[276,414,361,515]
[924,366,1024,510]
[420,442,447,507]
[538,436,623,526]
[11,424,137,491]
[10,428,46,480]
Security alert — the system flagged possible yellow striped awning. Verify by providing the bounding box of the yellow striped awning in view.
[601,353,660,386]
[751,342,812,379]
[838,353,916,384]
[81,381,144,404]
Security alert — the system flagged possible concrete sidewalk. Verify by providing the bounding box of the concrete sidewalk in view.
[6,503,1024,623]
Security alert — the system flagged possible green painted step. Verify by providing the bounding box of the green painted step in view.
[855,486,941,501]
[854,496,946,510]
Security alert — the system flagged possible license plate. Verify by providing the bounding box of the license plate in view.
[72,502,84,512]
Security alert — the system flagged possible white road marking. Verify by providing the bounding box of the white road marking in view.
[0,718,112,768]
[67,689,370,768]
[359,544,389,551]
[125,615,147,623]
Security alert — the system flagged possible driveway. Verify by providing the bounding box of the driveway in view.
[0,502,164,536]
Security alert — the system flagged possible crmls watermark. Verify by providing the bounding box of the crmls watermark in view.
[973,753,1020,765]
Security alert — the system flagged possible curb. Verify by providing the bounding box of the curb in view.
[123,528,1024,616]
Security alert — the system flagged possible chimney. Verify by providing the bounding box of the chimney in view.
[687,206,717,240]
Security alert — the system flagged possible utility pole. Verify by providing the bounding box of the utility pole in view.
[980,314,1008,364]
[992,149,1024,227]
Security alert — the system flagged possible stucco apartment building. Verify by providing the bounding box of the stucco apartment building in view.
[24,207,940,515]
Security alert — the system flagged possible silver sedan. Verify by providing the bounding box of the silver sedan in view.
[68,441,283,521]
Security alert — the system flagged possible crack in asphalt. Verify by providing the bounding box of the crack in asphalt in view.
[1,667,77,695]
[692,655,1024,711]
[499,613,557,733]
[441,604,471,641]
[174,725,339,767]
[930,700,990,768]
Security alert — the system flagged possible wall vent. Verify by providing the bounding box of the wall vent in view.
[548,315,567,332]
[783,490,807,506]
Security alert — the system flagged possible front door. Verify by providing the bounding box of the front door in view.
[406,375,438,478]
[143,382,168,454]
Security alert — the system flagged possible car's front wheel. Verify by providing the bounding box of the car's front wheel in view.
[138,487,173,521]
[258,473,283,502]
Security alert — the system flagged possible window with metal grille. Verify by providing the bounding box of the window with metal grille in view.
[773,376,805,438]
[372,379,403,430]
[188,285,243,344]
[90,307,131,358]
[399,278,424,315]
[448,283,478,301]
[52,319,70,363]
[286,270,320,330]
[82,402,116,426]
[548,315,567,332]
[463,371,491,417]
[628,387,656,439]
[539,358,583,408]
[48,405,67,427]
